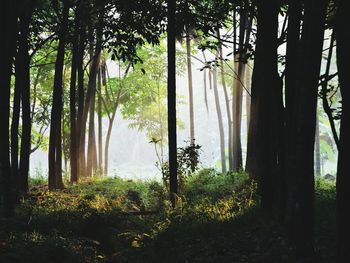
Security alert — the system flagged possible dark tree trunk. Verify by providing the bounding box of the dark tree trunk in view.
[284,0,302,236]
[336,0,350,261]
[246,1,281,212]
[286,0,327,258]
[17,8,33,195]
[12,54,22,200]
[48,3,69,190]
[167,0,178,207]
[0,0,17,216]
[69,1,81,183]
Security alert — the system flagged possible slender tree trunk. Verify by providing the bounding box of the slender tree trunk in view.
[212,65,227,173]
[336,0,350,261]
[232,10,250,172]
[77,29,86,177]
[218,30,233,171]
[321,31,339,149]
[232,57,245,172]
[167,0,178,207]
[315,113,321,177]
[69,2,81,183]
[203,69,209,114]
[186,31,195,144]
[97,68,103,173]
[17,8,33,195]
[246,64,251,132]
[0,0,17,216]
[48,3,69,190]
[56,118,64,189]
[104,111,117,175]
[12,54,22,201]
[87,65,98,177]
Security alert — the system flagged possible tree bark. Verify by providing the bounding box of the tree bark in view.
[48,3,69,190]
[246,1,281,212]
[245,64,251,132]
[167,0,178,207]
[0,0,17,216]
[77,29,86,177]
[87,62,98,177]
[286,0,327,258]
[17,7,33,195]
[69,1,81,183]
[186,31,195,144]
[212,65,226,173]
[97,68,103,173]
[217,30,233,171]
[336,0,350,261]
[315,113,321,177]
[284,0,302,237]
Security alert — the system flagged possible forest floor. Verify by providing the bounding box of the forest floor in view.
[0,170,336,263]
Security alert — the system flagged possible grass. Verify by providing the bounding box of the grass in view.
[0,171,336,263]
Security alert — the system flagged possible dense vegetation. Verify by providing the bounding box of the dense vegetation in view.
[0,173,336,262]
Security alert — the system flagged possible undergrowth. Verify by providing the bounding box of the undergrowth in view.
[0,171,336,263]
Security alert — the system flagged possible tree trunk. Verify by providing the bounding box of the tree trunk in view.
[76,29,86,177]
[218,30,233,171]
[0,0,17,216]
[17,8,33,195]
[48,3,69,190]
[104,111,117,175]
[232,56,245,172]
[87,67,98,177]
[246,1,281,212]
[12,53,22,201]
[246,64,251,133]
[212,65,226,173]
[97,68,103,173]
[284,0,302,237]
[336,0,350,261]
[186,31,195,144]
[315,113,321,177]
[286,0,327,258]
[232,9,251,172]
[167,0,178,207]
[69,1,81,183]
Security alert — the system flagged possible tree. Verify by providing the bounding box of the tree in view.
[167,0,178,207]
[48,0,69,190]
[0,0,17,216]
[335,0,350,261]
[212,60,227,173]
[286,0,327,257]
[246,0,281,213]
